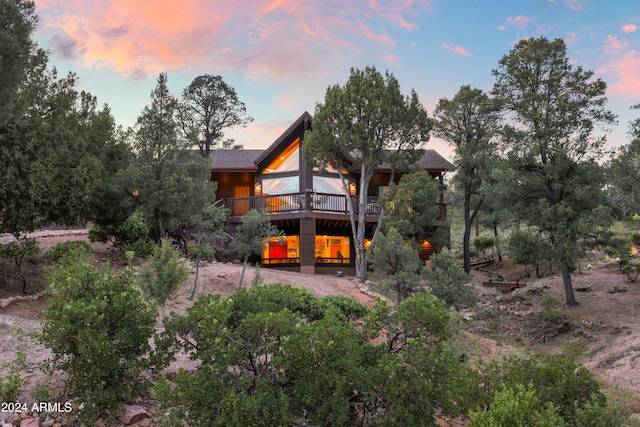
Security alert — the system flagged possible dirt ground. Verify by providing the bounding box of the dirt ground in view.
[1,230,640,423]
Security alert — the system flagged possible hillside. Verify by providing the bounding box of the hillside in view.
[1,231,639,425]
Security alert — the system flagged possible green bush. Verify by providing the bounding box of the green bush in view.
[469,383,566,427]
[424,248,477,309]
[507,229,555,277]
[156,286,461,426]
[473,235,495,257]
[40,256,158,422]
[45,240,93,263]
[469,354,607,426]
[139,240,190,313]
[0,238,40,293]
[573,399,629,427]
[539,291,566,324]
[0,349,28,402]
[88,212,155,257]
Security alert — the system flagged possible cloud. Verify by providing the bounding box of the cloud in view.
[50,32,81,60]
[368,0,434,30]
[498,15,531,31]
[604,50,640,100]
[380,52,401,67]
[604,34,625,53]
[599,35,640,101]
[441,43,470,57]
[546,0,585,11]
[622,24,638,33]
[34,0,430,80]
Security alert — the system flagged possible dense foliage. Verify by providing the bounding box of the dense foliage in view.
[492,37,616,305]
[370,226,423,304]
[156,284,459,427]
[423,247,476,309]
[41,253,158,422]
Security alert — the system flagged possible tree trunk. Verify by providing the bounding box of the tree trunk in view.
[239,257,248,287]
[462,194,472,273]
[561,259,578,306]
[493,223,502,262]
[189,260,200,300]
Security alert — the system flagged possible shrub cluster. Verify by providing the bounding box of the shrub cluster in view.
[40,252,158,422]
[88,212,155,256]
[44,240,93,263]
[455,354,628,426]
[155,285,459,426]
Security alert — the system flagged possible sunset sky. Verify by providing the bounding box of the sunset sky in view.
[32,0,640,159]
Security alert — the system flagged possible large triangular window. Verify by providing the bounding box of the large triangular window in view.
[264,138,299,173]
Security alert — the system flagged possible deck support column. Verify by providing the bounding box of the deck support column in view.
[300,218,316,274]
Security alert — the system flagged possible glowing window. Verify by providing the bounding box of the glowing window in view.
[264,138,299,173]
[262,236,300,264]
[315,236,350,264]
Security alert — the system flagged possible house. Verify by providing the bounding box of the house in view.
[211,111,453,276]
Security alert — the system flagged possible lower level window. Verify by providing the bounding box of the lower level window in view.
[315,236,350,264]
[262,236,299,264]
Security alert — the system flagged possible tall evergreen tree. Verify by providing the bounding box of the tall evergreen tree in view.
[492,37,617,306]
[433,85,500,273]
[1,30,125,234]
[120,73,216,240]
[303,66,431,281]
[0,0,37,125]
[177,74,253,157]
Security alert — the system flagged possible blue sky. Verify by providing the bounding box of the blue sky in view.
[32,0,640,159]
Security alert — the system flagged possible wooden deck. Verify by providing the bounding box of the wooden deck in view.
[218,191,447,220]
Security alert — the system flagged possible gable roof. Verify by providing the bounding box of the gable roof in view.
[418,149,454,171]
[210,112,454,173]
[254,111,312,166]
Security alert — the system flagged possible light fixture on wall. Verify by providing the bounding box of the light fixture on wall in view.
[349,182,356,195]
[254,182,262,195]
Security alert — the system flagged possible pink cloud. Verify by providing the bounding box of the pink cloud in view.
[441,43,470,57]
[34,0,430,80]
[507,15,531,29]
[368,0,434,30]
[622,24,638,33]
[380,52,401,67]
[497,15,531,31]
[605,50,640,100]
[604,34,626,53]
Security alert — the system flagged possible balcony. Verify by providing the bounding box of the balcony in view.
[218,191,447,220]
[220,191,379,217]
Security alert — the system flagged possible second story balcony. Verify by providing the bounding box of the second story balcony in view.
[217,191,447,221]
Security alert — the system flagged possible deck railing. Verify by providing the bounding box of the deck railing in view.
[220,191,446,220]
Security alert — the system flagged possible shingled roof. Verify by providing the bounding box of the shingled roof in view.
[210,148,453,172]
[417,149,454,171]
[210,149,262,171]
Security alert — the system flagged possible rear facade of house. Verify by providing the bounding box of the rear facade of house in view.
[211,111,452,276]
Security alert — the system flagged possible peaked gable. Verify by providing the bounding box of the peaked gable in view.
[254,111,312,170]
